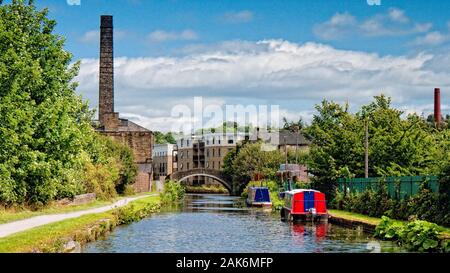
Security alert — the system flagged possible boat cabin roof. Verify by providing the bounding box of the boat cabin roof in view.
[286,189,322,194]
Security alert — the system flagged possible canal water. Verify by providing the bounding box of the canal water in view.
[83,194,403,253]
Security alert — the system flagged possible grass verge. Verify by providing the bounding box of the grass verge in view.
[0,193,156,225]
[0,195,160,253]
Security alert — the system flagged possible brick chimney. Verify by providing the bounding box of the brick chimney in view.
[434,88,442,125]
[99,15,119,130]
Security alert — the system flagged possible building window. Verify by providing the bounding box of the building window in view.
[180,163,183,170]
[206,149,209,157]
[212,161,215,169]
[206,162,209,168]
[228,139,234,144]
[212,149,215,157]
[218,149,221,157]
[187,162,190,170]
[212,138,215,145]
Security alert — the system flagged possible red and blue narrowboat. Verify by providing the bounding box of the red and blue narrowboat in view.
[246,187,272,207]
[280,189,328,222]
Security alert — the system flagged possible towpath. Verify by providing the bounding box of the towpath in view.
[0,194,156,238]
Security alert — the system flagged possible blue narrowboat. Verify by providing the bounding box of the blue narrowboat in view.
[246,187,272,207]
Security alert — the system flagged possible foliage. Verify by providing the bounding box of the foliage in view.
[333,179,449,226]
[160,180,185,204]
[225,142,284,193]
[306,95,447,200]
[153,131,176,144]
[0,1,137,206]
[375,216,449,253]
[282,117,305,131]
[185,184,228,194]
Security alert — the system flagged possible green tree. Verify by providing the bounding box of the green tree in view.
[306,95,445,199]
[0,1,137,206]
[225,142,284,192]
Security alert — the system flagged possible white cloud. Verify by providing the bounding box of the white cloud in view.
[313,12,356,40]
[74,40,450,132]
[315,8,431,40]
[221,10,254,24]
[79,29,127,44]
[413,31,449,46]
[388,8,409,24]
[148,29,198,43]
[79,30,99,44]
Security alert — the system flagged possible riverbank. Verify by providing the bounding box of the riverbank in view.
[185,185,228,194]
[0,195,161,253]
[328,209,450,238]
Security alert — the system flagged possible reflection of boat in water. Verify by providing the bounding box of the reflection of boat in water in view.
[281,189,328,222]
[291,223,328,246]
[246,187,272,207]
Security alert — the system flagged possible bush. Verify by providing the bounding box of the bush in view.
[160,181,185,204]
[375,216,448,253]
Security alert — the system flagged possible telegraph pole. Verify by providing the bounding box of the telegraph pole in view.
[364,118,369,179]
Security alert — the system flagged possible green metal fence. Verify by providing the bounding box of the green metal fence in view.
[337,176,440,199]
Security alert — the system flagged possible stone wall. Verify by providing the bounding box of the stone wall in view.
[101,131,153,192]
[57,193,97,206]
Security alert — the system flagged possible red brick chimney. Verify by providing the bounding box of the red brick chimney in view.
[434,88,442,125]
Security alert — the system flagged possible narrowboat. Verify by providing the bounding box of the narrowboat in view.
[280,189,328,222]
[246,187,272,207]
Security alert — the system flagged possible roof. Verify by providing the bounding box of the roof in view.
[286,189,321,194]
[93,118,152,133]
[117,119,151,132]
[250,130,311,146]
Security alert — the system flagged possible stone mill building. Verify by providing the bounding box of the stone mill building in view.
[95,15,154,192]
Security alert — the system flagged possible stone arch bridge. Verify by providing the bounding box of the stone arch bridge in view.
[167,168,233,193]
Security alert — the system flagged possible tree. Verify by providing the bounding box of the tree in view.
[0,1,136,206]
[225,142,284,192]
[282,117,305,132]
[305,95,445,199]
[154,131,176,144]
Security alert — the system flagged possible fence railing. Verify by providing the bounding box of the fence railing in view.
[337,176,440,199]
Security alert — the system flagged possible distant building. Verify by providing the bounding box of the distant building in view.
[176,133,247,186]
[152,144,176,179]
[251,129,311,152]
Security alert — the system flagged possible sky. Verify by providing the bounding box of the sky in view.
[13,0,450,132]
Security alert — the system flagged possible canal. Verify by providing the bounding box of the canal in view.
[83,194,403,253]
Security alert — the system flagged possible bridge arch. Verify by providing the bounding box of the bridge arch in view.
[167,168,232,193]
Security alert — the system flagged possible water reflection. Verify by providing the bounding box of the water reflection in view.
[83,194,404,253]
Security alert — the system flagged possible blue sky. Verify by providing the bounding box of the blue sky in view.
[10,0,450,132]
[35,0,450,58]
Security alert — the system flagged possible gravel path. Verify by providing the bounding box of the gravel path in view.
[0,194,156,239]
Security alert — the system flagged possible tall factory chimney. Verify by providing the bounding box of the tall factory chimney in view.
[434,88,442,126]
[99,15,115,128]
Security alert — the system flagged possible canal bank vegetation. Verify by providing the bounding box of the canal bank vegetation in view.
[375,217,449,253]
[305,96,450,225]
[185,185,228,194]
[0,195,161,253]
[0,1,138,209]
[160,181,186,204]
